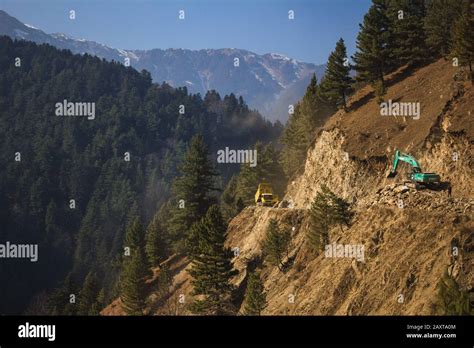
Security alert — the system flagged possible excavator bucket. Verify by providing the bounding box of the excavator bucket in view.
[387,171,397,178]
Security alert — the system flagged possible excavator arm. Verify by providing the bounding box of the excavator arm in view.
[387,150,421,178]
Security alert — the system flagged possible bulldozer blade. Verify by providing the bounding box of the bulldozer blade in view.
[387,172,396,178]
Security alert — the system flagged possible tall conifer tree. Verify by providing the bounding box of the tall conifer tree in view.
[319,38,354,110]
[188,205,237,315]
[47,273,78,315]
[353,0,393,97]
[280,74,333,177]
[168,135,219,252]
[145,212,166,267]
[220,175,245,222]
[308,186,333,252]
[308,185,352,251]
[424,0,464,57]
[124,217,146,252]
[262,219,291,270]
[120,248,148,315]
[243,271,267,315]
[78,272,100,315]
[388,0,428,67]
[124,216,151,277]
[120,216,150,315]
[451,1,474,82]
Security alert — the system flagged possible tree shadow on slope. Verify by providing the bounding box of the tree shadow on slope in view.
[232,255,263,312]
[349,61,437,113]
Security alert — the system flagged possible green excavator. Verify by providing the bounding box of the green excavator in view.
[387,149,440,187]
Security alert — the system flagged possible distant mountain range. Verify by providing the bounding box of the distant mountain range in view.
[0,9,325,122]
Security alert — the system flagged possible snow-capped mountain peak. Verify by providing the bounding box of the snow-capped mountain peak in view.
[0,9,325,122]
[24,23,38,29]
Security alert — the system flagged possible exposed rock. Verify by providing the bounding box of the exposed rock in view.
[393,185,410,194]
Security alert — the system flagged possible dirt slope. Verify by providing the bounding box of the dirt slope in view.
[225,193,472,315]
[286,59,473,208]
[324,59,473,159]
[102,58,473,316]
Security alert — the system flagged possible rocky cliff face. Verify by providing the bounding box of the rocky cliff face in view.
[102,58,473,316]
[225,202,471,315]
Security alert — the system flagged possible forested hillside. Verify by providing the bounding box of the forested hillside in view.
[0,36,281,314]
[0,9,325,123]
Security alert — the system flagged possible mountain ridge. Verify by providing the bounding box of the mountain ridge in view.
[0,9,325,122]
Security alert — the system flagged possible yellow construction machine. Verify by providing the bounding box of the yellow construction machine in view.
[255,183,279,207]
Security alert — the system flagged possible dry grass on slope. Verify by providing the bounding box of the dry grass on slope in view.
[225,200,472,315]
[324,59,472,159]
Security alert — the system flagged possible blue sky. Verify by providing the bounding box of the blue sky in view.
[1,0,371,64]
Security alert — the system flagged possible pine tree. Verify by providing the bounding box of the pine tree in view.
[433,270,472,315]
[124,216,146,253]
[120,248,148,315]
[168,135,219,252]
[388,0,428,67]
[91,288,105,315]
[353,0,393,98]
[44,199,61,241]
[280,107,308,177]
[120,216,151,315]
[308,185,352,251]
[186,213,209,259]
[220,175,245,222]
[155,202,173,247]
[308,186,333,252]
[425,0,464,57]
[262,219,291,270]
[62,274,79,316]
[156,264,172,299]
[298,74,333,142]
[124,216,152,278]
[47,273,78,315]
[145,212,166,268]
[451,1,474,82]
[280,75,334,177]
[301,73,320,124]
[235,141,264,206]
[319,38,354,110]
[243,271,267,315]
[188,205,237,315]
[326,190,353,232]
[78,272,100,315]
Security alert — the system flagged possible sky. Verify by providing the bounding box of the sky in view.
[0,0,372,64]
